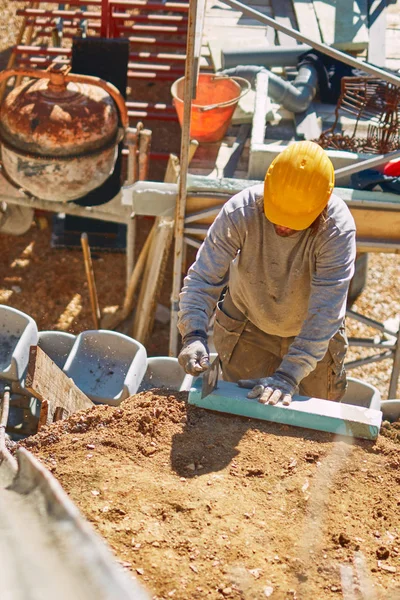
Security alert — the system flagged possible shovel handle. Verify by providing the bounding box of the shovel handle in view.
[81,233,101,330]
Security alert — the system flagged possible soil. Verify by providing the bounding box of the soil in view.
[2,4,400,598]
[21,390,400,600]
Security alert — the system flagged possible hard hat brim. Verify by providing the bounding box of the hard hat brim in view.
[264,192,330,230]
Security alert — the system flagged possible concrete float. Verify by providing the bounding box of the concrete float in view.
[188,376,383,440]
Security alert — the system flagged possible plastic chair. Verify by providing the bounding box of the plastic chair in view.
[63,330,147,405]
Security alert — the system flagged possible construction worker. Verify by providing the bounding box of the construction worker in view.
[178,141,356,406]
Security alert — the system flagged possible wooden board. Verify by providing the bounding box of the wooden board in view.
[25,345,94,427]
[314,0,369,50]
[294,104,322,140]
[368,0,387,66]
[270,0,299,46]
[291,0,322,42]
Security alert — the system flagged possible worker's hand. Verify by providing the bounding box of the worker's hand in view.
[238,373,297,406]
[178,335,210,376]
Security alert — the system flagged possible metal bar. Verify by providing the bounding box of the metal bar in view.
[346,308,395,335]
[126,101,176,111]
[335,149,400,181]
[221,0,400,87]
[345,351,394,370]
[10,0,190,7]
[16,8,99,18]
[128,110,178,121]
[13,56,182,80]
[0,386,18,472]
[184,224,209,235]
[26,28,187,46]
[128,71,180,81]
[184,235,202,249]
[348,339,396,350]
[389,333,400,398]
[110,0,189,9]
[14,45,187,62]
[112,12,188,23]
[184,207,222,223]
[18,8,188,24]
[169,0,199,356]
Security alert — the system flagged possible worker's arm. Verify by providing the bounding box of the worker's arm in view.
[178,203,243,339]
[178,203,243,375]
[277,226,357,388]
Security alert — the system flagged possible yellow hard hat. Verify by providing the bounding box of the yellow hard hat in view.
[264,141,335,230]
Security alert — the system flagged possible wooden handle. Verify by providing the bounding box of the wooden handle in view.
[81,233,101,329]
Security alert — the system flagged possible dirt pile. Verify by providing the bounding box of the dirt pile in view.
[20,391,400,600]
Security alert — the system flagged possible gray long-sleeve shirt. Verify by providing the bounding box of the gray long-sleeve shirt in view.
[178,184,356,386]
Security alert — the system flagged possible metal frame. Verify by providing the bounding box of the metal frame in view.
[346,309,400,398]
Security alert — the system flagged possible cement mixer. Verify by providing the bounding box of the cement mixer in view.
[0,64,128,203]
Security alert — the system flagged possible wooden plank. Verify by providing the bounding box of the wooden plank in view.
[291,0,322,42]
[294,104,322,140]
[313,0,336,44]
[368,0,387,66]
[188,378,382,440]
[386,28,400,58]
[270,0,299,46]
[314,0,369,50]
[334,0,369,50]
[132,218,174,344]
[25,346,94,427]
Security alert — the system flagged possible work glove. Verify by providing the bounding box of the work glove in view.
[238,372,297,406]
[178,334,210,376]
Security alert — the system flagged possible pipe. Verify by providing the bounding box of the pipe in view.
[221,0,400,88]
[335,148,400,180]
[0,386,18,472]
[223,64,318,114]
[222,44,311,70]
[267,64,318,113]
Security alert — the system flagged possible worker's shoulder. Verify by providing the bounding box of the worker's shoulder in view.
[223,184,264,217]
[326,193,356,233]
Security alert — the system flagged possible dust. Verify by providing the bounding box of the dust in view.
[20,390,400,600]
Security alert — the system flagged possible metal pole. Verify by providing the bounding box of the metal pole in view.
[169,0,199,356]
[222,0,400,88]
[389,334,400,398]
[334,149,400,180]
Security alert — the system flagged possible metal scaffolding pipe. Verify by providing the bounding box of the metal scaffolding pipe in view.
[225,64,318,113]
[221,0,400,87]
[222,45,311,69]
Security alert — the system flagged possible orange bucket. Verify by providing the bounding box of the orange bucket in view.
[171,73,250,143]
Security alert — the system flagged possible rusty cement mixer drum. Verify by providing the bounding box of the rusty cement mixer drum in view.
[0,66,128,202]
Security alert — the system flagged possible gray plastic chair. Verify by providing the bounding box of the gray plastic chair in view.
[139,357,193,392]
[63,330,147,405]
[342,377,381,411]
[0,305,38,383]
[38,331,76,370]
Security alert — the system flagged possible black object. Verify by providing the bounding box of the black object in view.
[51,214,126,251]
[71,37,129,207]
[298,50,367,105]
[52,37,129,251]
[351,168,400,194]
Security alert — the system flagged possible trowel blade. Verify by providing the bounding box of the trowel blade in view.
[201,355,220,399]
